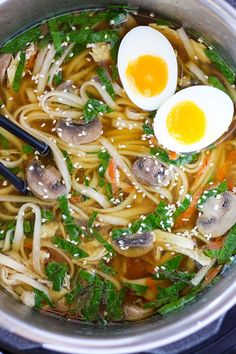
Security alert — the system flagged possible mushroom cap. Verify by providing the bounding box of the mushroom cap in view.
[197,191,236,237]
[132,157,171,187]
[112,231,154,257]
[124,304,153,321]
[26,161,67,201]
[56,118,102,145]
[0,54,12,83]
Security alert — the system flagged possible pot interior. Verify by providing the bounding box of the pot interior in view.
[0,1,235,353]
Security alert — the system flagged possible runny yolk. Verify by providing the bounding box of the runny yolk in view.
[126,54,168,97]
[166,100,206,144]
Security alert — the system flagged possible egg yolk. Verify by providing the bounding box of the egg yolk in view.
[126,55,168,97]
[166,101,206,144]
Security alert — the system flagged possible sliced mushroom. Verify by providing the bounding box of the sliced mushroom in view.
[112,231,154,257]
[124,305,153,321]
[57,80,74,91]
[132,157,171,187]
[26,161,66,201]
[197,191,236,237]
[0,54,12,82]
[56,118,102,145]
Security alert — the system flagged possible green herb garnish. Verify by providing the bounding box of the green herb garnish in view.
[87,211,98,228]
[45,261,67,291]
[22,144,35,154]
[41,209,54,223]
[53,72,64,86]
[150,147,198,166]
[144,281,187,309]
[48,18,63,53]
[204,224,236,264]
[97,149,111,184]
[34,289,53,309]
[66,283,84,305]
[62,150,74,174]
[98,261,117,276]
[205,48,235,84]
[0,27,41,54]
[53,236,89,259]
[96,67,116,100]
[112,197,191,239]
[104,280,125,320]
[0,134,9,149]
[143,123,154,135]
[197,181,228,208]
[23,221,32,234]
[82,276,104,321]
[83,98,111,123]
[156,18,174,26]
[125,283,148,296]
[208,76,229,94]
[58,195,85,242]
[12,52,26,92]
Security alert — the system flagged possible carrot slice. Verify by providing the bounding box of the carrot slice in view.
[146,278,158,294]
[204,265,222,285]
[194,155,209,181]
[174,182,218,228]
[108,158,117,184]
[206,237,224,250]
[150,136,158,145]
[168,151,178,161]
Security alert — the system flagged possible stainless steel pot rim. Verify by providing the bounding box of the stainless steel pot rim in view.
[0,0,236,353]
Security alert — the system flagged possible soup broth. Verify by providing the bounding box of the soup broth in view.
[0,7,235,323]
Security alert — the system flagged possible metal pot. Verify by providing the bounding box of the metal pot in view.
[0,1,236,353]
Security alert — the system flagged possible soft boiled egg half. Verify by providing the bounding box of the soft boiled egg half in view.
[154,85,234,153]
[118,26,178,110]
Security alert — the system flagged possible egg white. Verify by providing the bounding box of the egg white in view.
[117,26,178,111]
[153,85,234,153]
